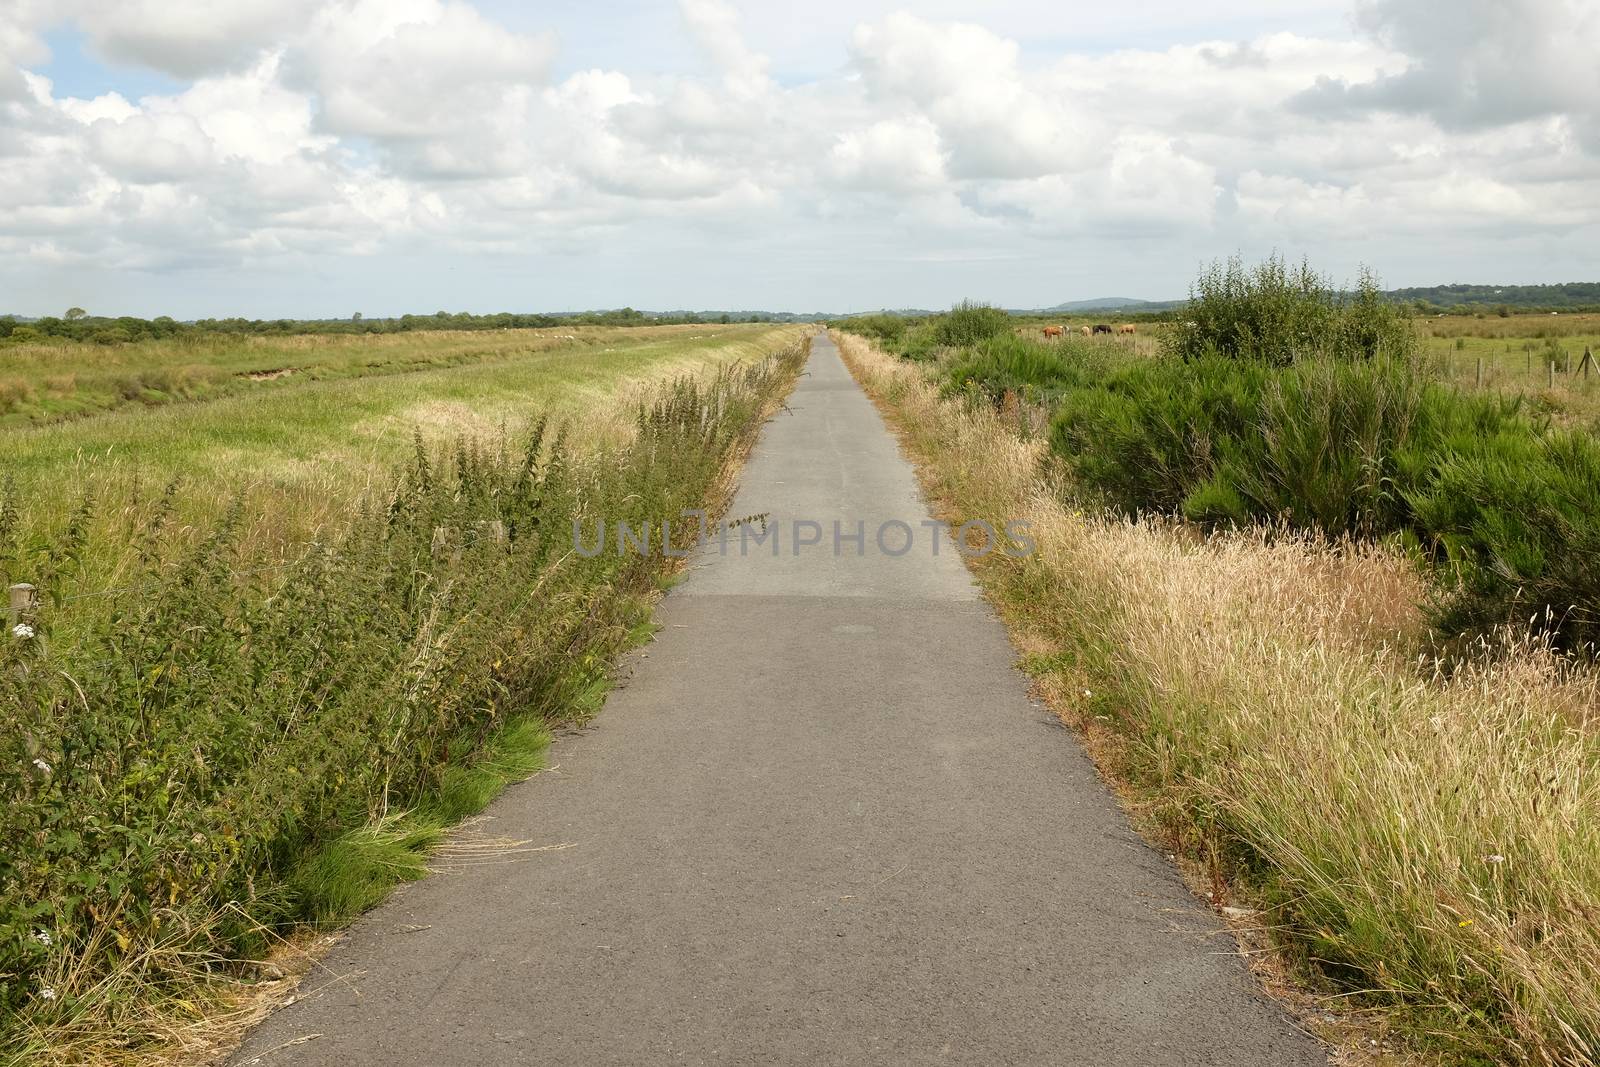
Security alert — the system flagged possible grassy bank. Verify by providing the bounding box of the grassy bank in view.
[0,331,809,1064]
[834,329,1600,1065]
[0,324,803,629]
[0,324,768,430]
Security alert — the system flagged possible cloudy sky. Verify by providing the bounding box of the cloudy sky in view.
[2,0,1597,317]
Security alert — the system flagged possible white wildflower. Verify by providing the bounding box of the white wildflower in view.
[1083,689,1093,698]
[11,622,34,639]
[33,930,51,946]
[1487,854,1506,864]
[31,758,50,774]
[39,987,55,1001]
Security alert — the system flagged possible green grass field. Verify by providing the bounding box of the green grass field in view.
[1,323,801,484]
[0,325,767,427]
[1419,314,1600,425]
[0,323,805,602]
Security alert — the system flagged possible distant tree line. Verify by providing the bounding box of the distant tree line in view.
[1390,282,1600,314]
[0,307,824,345]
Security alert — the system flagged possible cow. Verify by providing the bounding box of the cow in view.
[1117,324,1136,335]
[1079,326,1092,337]
[1091,324,1113,335]
[1042,325,1063,339]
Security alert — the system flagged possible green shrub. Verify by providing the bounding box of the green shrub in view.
[896,324,941,362]
[928,301,1013,348]
[1050,354,1270,515]
[1166,255,1415,366]
[943,334,1101,404]
[1189,357,1432,535]
[846,315,909,348]
[1046,345,1600,647]
[1408,427,1600,651]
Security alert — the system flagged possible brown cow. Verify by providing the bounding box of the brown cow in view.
[1117,324,1136,335]
[1091,324,1113,335]
[1042,325,1063,339]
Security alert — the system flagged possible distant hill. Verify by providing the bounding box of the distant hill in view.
[1028,297,1186,315]
[1040,297,1154,312]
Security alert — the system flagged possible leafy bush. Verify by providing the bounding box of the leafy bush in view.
[1048,349,1598,647]
[928,301,1014,349]
[1188,357,1434,535]
[0,343,805,1047]
[1166,255,1416,366]
[943,334,1102,405]
[1409,427,1600,650]
[1051,354,1270,515]
[844,315,909,348]
[885,301,1014,363]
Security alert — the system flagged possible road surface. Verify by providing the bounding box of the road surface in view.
[233,333,1326,1065]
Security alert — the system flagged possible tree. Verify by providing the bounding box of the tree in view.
[64,307,87,320]
[352,312,363,322]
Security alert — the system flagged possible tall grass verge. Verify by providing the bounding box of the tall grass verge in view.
[0,338,809,1064]
[835,329,1600,1066]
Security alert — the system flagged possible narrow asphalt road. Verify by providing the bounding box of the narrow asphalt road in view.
[233,334,1327,1066]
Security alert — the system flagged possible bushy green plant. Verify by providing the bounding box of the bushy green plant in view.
[1047,349,1600,647]
[942,334,1102,404]
[1166,255,1416,366]
[1050,353,1270,514]
[1188,356,1432,534]
[928,301,1014,348]
[884,301,1015,363]
[845,315,909,348]
[1334,270,1418,361]
[1408,427,1600,650]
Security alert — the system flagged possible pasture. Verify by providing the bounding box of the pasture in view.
[1419,313,1600,424]
[0,324,804,608]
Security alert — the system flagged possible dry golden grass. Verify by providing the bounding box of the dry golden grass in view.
[834,329,1600,1066]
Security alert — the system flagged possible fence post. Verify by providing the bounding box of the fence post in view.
[1565,349,1572,376]
[1550,361,1557,389]
[1584,346,1594,379]
[1475,357,1483,388]
[8,583,37,627]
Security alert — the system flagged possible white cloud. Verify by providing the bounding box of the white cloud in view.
[828,115,946,192]
[680,0,771,99]
[73,0,320,78]
[850,14,1074,179]
[1296,0,1600,138]
[0,0,1597,313]
[89,111,214,182]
